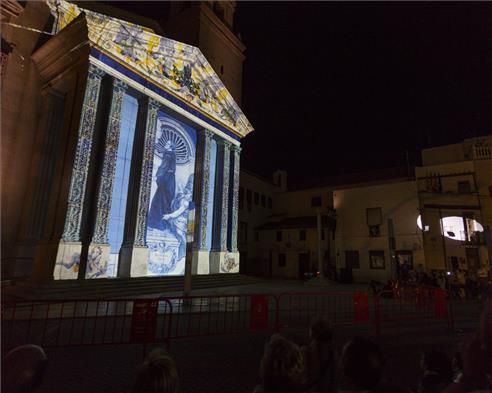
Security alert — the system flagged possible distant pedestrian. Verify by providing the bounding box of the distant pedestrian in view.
[131,349,179,393]
[253,334,305,393]
[2,344,47,393]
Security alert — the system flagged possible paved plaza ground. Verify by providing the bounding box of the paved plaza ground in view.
[9,279,483,393]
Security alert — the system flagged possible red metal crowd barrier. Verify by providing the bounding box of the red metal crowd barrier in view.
[1,289,452,352]
[375,286,453,336]
[1,298,173,352]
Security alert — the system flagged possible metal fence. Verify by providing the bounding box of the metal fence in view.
[1,288,453,353]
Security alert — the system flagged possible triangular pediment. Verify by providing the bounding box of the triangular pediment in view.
[47,0,253,137]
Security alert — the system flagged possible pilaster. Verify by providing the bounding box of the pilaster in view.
[210,138,231,273]
[52,64,105,280]
[119,98,160,278]
[86,78,128,278]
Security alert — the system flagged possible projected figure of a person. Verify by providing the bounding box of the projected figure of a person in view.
[162,176,193,260]
[148,140,176,231]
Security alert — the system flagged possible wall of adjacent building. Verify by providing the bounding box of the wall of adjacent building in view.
[237,170,278,275]
[416,137,492,272]
[334,180,424,283]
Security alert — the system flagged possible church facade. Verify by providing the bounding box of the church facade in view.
[2,1,252,281]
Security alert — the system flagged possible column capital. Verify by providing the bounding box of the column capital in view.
[148,98,160,112]
[88,64,105,80]
[217,139,232,150]
[199,129,215,140]
[231,144,242,154]
[112,79,128,93]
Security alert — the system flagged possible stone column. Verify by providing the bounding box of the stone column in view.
[119,98,160,278]
[53,65,105,280]
[86,78,128,279]
[191,129,214,274]
[210,139,231,273]
[230,145,241,253]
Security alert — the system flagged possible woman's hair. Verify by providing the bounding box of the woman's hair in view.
[260,335,304,393]
[131,350,179,393]
[310,317,332,342]
[2,345,48,393]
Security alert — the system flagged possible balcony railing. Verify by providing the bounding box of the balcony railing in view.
[473,145,492,160]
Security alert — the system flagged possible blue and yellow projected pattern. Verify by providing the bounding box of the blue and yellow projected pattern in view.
[47,0,253,138]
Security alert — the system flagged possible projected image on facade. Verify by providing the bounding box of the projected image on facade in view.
[146,113,196,275]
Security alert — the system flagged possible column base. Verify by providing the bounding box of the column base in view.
[119,245,149,278]
[192,250,210,275]
[85,243,111,279]
[51,241,83,280]
[209,251,240,274]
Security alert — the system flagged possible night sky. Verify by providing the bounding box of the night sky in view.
[104,1,492,182]
[235,2,492,181]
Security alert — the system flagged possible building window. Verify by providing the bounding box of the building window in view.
[345,250,360,269]
[276,231,283,242]
[261,194,266,207]
[311,196,322,207]
[254,192,259,205]
[367,207,382,237]
[369,225,381,237]
[239,187,244,210]
[369,250,385,269]
[299,230,306,241]
[246,189,252,211]
[255,231,259,242]
[268,197,273,209]
[458,181,472,194]
[278,253,286,267]
[321,229,325,241]
[396,251,413,272]
[239,222,248,244]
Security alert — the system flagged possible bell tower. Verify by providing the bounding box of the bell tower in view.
[161,1,246,104]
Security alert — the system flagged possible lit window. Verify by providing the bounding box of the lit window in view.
[369,250,385,269]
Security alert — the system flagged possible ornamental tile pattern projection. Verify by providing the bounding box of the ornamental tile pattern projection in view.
[47,0,253,138]
[62,65,105,241]
[92,79,128,244]
[135,98,159,247]
[220,141,231,251]
[230,145,241,252]
[194,129,213,250]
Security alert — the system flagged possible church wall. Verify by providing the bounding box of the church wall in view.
[1,2,60,278]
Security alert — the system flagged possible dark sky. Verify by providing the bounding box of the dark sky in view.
[235,2,492,181]
[103,1,492,182]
